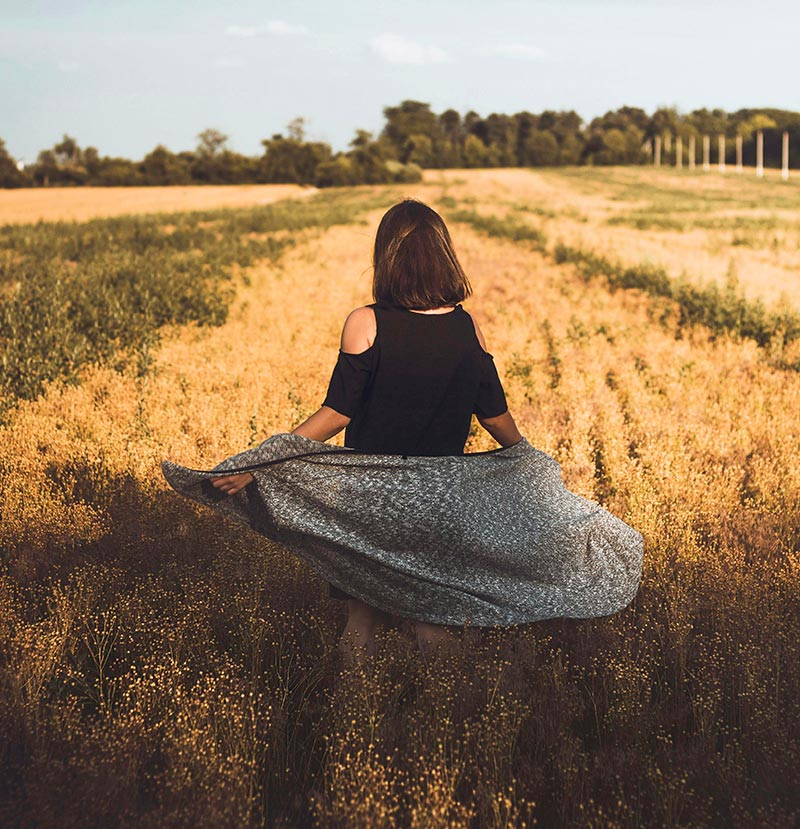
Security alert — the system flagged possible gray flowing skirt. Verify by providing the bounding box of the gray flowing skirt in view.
[161,433,644,627]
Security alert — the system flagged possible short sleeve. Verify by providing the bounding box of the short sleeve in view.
[321,348,374,418]
[473,351,508,419]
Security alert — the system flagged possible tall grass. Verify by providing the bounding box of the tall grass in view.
[444,204,800,358]
[0,173,798,827]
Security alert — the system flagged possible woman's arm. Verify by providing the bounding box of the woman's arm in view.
[291,405,351,441]
[209,406,350,495]
[477,410,523,448]
[211,312,363,497]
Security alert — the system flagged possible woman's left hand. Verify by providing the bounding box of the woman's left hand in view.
[209,472,255,495]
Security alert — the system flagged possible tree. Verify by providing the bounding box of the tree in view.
[559,133,584,166]
[381,100,438,156]
[314,155,356,187]
[287,117,306,142]
[196,128,228,157]
[32,135,88,185]
[736,113,778,139]
[438,109,462,144]
[513,111,538,165]
[402,133,433,166]
[684,108,728,138]
[463,134,489,168]
[592,128,627,165]
[0,139,29,187]
[524,130,559,166]
[648,106,683,140]
[141,145,192,185]
[260,135,332,184]
[347,131,391,184]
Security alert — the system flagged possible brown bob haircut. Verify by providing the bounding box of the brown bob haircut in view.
[371,199,473,310]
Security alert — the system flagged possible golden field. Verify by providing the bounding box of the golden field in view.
[0,182,316,224]
[0,169,798,828]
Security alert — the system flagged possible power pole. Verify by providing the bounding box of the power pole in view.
[718,135,726,173]
[654,135,662,168]
[688,135,696,170]
[736,134,743,173]
[782,131,790,181]
[756,131,764,178]
[676,135,683,169]
[703,135,710,171]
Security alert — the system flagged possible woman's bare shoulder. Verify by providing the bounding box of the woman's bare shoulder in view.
[340,305,377,353]
[461,307,489,352]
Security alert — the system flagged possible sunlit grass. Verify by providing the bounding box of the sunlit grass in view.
[0,170,798,827]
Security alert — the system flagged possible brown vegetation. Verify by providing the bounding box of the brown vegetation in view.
[0,170,798,827]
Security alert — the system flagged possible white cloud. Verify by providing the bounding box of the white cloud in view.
[226,21,309,38]
[478,43,546,61]
[266,20,309,36]
[226,25,259,38]
[214,57,246,68]
[369,34,450,65]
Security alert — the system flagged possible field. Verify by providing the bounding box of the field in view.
[0,168,798,828]
[0,183,316,224]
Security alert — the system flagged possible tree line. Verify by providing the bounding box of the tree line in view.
[1,102,798,189]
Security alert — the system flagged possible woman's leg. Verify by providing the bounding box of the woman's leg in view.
[337,597,393,666]
[413,620,454,657]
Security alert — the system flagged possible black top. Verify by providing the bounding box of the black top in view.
[322,301,508,456]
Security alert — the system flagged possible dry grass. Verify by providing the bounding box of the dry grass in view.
[425,167,800,310]
[0,171,798,827]
[0,183,316,224]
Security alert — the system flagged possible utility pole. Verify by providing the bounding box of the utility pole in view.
[782,131,790,181]
[756,131,764,178]
[718,135,726,172]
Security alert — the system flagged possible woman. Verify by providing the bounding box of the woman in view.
[210,198,523,665]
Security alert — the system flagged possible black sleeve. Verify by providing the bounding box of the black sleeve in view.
[473,351,508,419]
[321,349,374,418]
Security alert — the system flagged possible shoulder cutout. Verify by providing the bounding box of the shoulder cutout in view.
[340,306,377,354]
[463,309,489,353]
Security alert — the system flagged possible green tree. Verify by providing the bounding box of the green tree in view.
[33,135,88,185]
[623,124,646,163]
[438,109,462,144]
[287,116,306,142]
[196,128,229,157]
[314,155,356,187]
[593,128,627,165]
[484,113,517,166]
[381,100,438,157]
[0,139,29,187]
[141,145,192,185]
[736,113,778,139]
[524,130,559,166]
[402,133,434,166]
[559,133,584,165]
[463,134,489,168]
[346,130,392,184]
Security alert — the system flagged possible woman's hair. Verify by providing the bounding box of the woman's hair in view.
[371,199,473,310]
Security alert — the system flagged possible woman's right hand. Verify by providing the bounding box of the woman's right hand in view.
[209,471,254,495]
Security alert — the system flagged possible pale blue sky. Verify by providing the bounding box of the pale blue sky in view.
[2,0,797,163]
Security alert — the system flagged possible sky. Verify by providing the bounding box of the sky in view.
[2,0,798,163]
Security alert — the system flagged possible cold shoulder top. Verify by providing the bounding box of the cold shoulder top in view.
[321,300,508,457]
